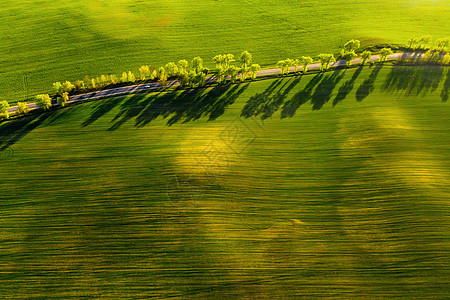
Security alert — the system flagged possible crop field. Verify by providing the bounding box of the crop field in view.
[1,65,449,298]
[1,0,449,104]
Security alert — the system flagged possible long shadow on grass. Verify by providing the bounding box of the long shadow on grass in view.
[355,64,383,102]
[105,84,249,130]
[241,76,302,119]
[81,96,124,127]
[310,69,345,110]
[382,64,445,97]
[280,73,323,118]
[0,113,50,151]
[441,69,449,102]
[332,66,363,107]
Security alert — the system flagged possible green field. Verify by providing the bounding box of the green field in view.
[1,65,449,298]
[1,0,450,104]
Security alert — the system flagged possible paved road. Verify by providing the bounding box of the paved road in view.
[6,52,424,116]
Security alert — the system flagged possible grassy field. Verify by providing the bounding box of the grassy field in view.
[1,65,449,298]
[1,0,449,105]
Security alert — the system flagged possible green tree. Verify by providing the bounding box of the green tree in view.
[91,78,96,89]
[361,50,372,65]
[213,54,225,69]
[74,80,86,92]
[150,69,157,80]
[196,72,206,87]
[318,54,336,71]
[249,64,261,80]
[419,35,432,49]
[343,51,358,66]
[379,48,393,62]
[224,54,235,68]
[0,100,10,119]
[57,92,69,107]
[344,39,361,52]
[240,51,253,69]
[157,67,168,87]
[407,37,419,51]
[139,65,151,80]
[293,59,300,72]
[285,58,294,73]
[62,81,75,93]
[109,74,119,85]
[178,60,189,74]
[16,102,29,116]
[188,71,197,87]
[226,65,239,83]
[277,60,287,75]
[127,71,136,83]
[177,72,190,87]
[121,72,128,83]
[35,94,52,111]
[165,62,179,77]
[436,38,449,51]
[441,53,450,65]
[52,82,63,95]
[192,57,204,73]
[300,56,313,73]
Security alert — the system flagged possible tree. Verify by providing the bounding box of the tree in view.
[177,72,190,87]
[188,71,197,87]
[285,58,294,73]
[165,62,179,77]
[35,94,52,111]
[249,64,261,80]
[62,81,75,93]
[52,82,63,95]
[407,37,419,51]
[213,54,225,69]
[343,51,358,66]
[178,60,189,74]
[344,39,361,52]
[109,74,119,85]
[121,72,128,83]
[441,53,450,65]
[57,92,69,107]
[361,50,372,65]
[318,54,336,71]
[157,67,168,87]
[226,65,239,83]
[300,56,313,73]
[16,102,29,116]
[127,71,136,83]
[91,78,96,89]
[74,80,86,92]
[224,54,235,68]
[293,59,300,72]
[240,51,253,68]
[277,60,287,75]
[150,69,157,80]
[192,57,204,73]
[0,100,10,119]
[379,48,393,62]
[436,38,449,51]
[195,72,206,87]
[419,35,432,49]
[139,65,151,80]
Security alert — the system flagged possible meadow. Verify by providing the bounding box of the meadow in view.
[1,64,449,298]
[1,0,450,105]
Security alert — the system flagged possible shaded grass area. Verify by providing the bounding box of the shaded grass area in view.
[0,66,449,298]
[1,0,450,105]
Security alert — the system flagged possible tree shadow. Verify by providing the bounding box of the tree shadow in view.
[382,64,445,98]
[81,96,124,127]
[332,66,363,107]
[280,73,323,118]
[441,69,449,103]
[0,113,51,151]
[241,76,302,119]
[101,84,251,129]
[355,64,383,102]
[311,69,345,110]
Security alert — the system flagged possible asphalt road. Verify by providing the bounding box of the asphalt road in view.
[5,52,424,116]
